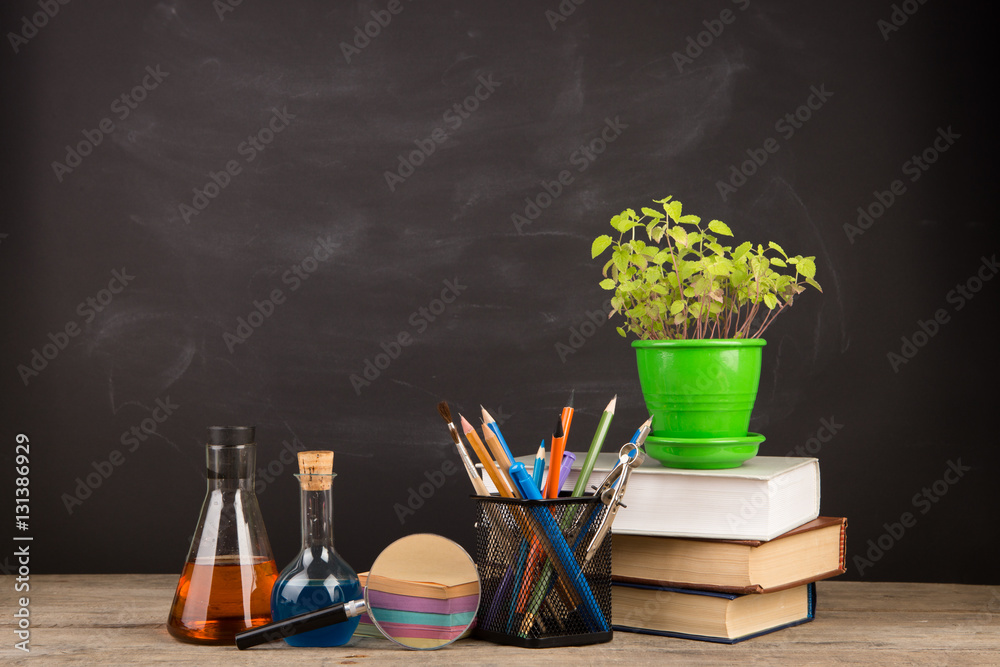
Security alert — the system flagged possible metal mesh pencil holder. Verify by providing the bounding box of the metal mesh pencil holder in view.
[473,495,613,648]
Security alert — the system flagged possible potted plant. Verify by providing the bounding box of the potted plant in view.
[592,196,822,467]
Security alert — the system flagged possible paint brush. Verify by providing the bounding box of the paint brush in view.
[437,401,489,496]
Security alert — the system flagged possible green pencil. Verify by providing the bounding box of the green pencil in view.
[571,395,616,497]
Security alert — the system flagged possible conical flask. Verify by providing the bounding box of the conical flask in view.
[167,426,278,645]
[270,450,362,646]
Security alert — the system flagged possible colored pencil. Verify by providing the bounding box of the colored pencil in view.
[543,415,566,498]
[571,395,617,497]
[460,415,516,498]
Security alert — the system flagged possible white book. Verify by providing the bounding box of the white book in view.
[481,454,820,541]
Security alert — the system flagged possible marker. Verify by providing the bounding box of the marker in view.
[557,451,576,495]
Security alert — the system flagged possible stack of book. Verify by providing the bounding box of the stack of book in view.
[483,453,846,643]
[558,453,845,643]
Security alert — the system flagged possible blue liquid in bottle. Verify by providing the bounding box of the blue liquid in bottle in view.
[271,468,362,647]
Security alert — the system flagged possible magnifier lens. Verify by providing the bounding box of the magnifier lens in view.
[363,534,481,650]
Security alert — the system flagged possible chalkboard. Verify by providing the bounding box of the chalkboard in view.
[1,0,997,585]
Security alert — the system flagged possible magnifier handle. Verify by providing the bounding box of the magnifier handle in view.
[235,599,367,650]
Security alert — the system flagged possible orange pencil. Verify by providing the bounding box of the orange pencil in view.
[460,415,516,498]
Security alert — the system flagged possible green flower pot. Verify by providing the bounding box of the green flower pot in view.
[632,339,766,439]
[644,433,765,469]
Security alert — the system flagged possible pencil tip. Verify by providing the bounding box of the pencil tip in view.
[459,414,473,431]
[607,395,617,413]
[480,405,493,423]
[642,415,653,428]
[566,389,575,409]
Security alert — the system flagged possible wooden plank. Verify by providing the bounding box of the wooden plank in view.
[1,576,997,665]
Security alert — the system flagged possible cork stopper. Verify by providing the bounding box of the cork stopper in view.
[297,450,334,490]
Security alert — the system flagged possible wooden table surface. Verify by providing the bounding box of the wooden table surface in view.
[2,576,998,665]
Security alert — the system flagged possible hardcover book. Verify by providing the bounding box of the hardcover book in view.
[612,582,816,643]
[486,454,820,541]
[612,516,847,594]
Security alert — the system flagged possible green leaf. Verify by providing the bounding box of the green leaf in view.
[641,207,664,219]
[669,300,686,315]
[665,200,682,222]
[798,257,817,279]
[599,278,616,290]
[769,241,787,258]
[616,326,627,337]
[805,277,823,292]
[591,235,613,258]
[708,219,733,236]
[678,214,701,225]
[732,241,752,260]
[770,257,787,267]
[668,226,688,246]
[763,293,778,309]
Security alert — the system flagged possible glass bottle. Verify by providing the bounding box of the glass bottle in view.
[270,450,362,647]
[167,426,278,645]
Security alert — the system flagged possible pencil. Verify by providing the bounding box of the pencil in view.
[531,440,546,492]
[481,406,516,465]
[543,415,565,498]
[571,395,616,497]
[460,414,516,498]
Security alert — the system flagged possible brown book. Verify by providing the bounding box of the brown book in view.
[612,516,847,594]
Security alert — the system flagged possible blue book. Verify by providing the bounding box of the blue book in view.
[612,582,816,644]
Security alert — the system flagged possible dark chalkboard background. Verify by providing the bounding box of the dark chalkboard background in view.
[2,0,997,583]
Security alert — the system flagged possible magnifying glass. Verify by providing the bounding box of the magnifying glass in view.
[235,534,480,650]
